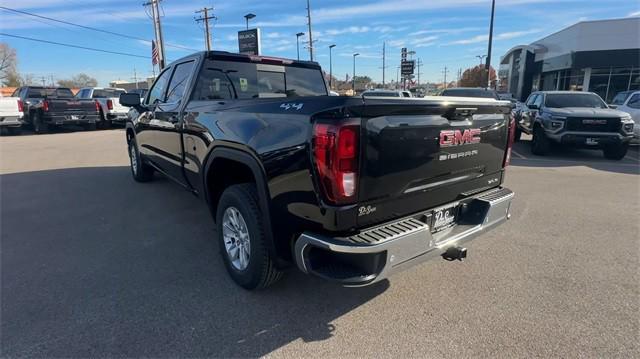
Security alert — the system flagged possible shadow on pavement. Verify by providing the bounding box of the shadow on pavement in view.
[510,139,639,175]
[1,166,388,357]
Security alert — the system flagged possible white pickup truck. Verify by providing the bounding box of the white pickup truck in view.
[0,92,25,135]
[76,87,128,128]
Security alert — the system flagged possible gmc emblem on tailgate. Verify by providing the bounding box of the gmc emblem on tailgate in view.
[439,129,481,147]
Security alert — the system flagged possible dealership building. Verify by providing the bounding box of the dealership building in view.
[498,17,640,102]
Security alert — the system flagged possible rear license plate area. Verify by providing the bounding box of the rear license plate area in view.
[585,137,599,145]
[430,204,459,233]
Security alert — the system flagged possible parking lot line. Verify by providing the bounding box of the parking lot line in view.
[511,149,527,159]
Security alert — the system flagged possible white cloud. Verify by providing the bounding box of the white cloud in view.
[449,29,542,44]
[628,11,640,17]
[409,27,484,36]
[325,26,371,36]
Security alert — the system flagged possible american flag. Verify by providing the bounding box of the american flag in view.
[151,40,159,65]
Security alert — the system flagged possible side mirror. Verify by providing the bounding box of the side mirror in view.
[608,104,618,109]
[528,104,539,110]
[119,93,141,107]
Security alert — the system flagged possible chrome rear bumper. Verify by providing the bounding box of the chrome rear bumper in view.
[294,187,514,286]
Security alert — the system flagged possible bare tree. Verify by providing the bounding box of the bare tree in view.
[57,73,98,88]
[0,43,18,86]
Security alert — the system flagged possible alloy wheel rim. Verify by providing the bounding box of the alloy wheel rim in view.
[222,206,251,271]
[130,145,138,175]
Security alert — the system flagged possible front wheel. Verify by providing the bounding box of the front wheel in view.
[216,184,283,290]
[603,143,628,160]
[128,139,154,182]
[531,126,551,155]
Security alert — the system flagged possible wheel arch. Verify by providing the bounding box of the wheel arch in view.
[202,147,282,263]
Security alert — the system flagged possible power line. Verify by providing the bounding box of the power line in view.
[0,33,150,59]
[0,6,198,52]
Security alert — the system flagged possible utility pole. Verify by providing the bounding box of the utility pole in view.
[329,44,336,90]
[485,0,496,88]
[442,66,449,89]
[353,53,360,93]
[40,76,46,86]
[457,68,462,87]
[49,75,55,86]
[382,42,386,87]
[396,66,400,89]
[306,0,314,61]
[145,0,166,69]
[195,7,215,51]
[132,67,139,89]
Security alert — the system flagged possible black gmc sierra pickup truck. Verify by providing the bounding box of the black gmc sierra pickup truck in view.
[120,51,516,289]
[13,86,100,134]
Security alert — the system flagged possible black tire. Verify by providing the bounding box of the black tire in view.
[603,142,629,160]
[128,139,154,182]
[84,122,97,131]
[32,112,49,134]
[8,127,22,136]
[98,110,112,129]
[531,125,551,156]
[216,184,283,290]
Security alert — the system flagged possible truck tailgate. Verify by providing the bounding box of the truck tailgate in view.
[48,99,96,114]
[0,97,22,117]
[355,97,511,226]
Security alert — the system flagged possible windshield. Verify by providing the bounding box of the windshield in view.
[441,89,498,99]
[192,60,327,100]
[26,88,74,98]
[610,91,633,105]
[545,93,607,108]
[363,92,400,97]
[92,89,125,98]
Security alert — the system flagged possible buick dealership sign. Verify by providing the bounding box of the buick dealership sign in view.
[238,29,261,55]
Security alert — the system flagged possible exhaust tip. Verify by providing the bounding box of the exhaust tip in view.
[443,246,467,261]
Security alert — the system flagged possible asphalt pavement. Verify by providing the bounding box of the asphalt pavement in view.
[1,130,638,358]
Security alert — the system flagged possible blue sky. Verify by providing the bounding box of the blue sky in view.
[1,0,639,86]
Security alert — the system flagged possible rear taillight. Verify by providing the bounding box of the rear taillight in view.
[106,99,113,110]
[42,100,49,112]
[313,121,360,205]
[95,100,101,112]
[503,115,516,167]
[17,99,24,112]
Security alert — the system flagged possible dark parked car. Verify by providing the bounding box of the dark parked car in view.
[120,51,516,289]
[518,91,634,159]
[13,86,100,134]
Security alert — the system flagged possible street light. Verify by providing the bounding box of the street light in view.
[485,0,496,88]
[353,53,360,93]
[244,13,256,30]
[476,54,487,65]
[329,44,336,89]
[296,32,305,60]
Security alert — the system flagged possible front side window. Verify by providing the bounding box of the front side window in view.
[166,61,195,104]
[146,69,172,105]
[525,94,538,106]
[627,94,640,109]
[545,93,607,109]
[532,94,543,108]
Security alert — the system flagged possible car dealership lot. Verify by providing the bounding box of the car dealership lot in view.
[1,130,638,357]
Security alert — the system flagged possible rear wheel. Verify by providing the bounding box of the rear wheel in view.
[84,122,97,131]
[216,184,282,290]
[531,125,551,155]
[128,139,154,182]
[603,143,628,160]
[32,113,49,134]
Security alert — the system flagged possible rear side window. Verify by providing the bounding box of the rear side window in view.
[92,89,125,98]
[166,61,195,104]
[193,60,327,100]
[26,88,74,98]
[442,89,498,99]
[627,94,640,109]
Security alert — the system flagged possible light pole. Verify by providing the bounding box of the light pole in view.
[244,13,256,30]
[476,54,487,65]
[485,0,496,88]
[352,53,360,93]
[396,66,400,89]
[329,44,336,89]
[296,32,305,60]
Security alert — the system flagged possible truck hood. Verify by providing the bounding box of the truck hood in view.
[546,107,629,118]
